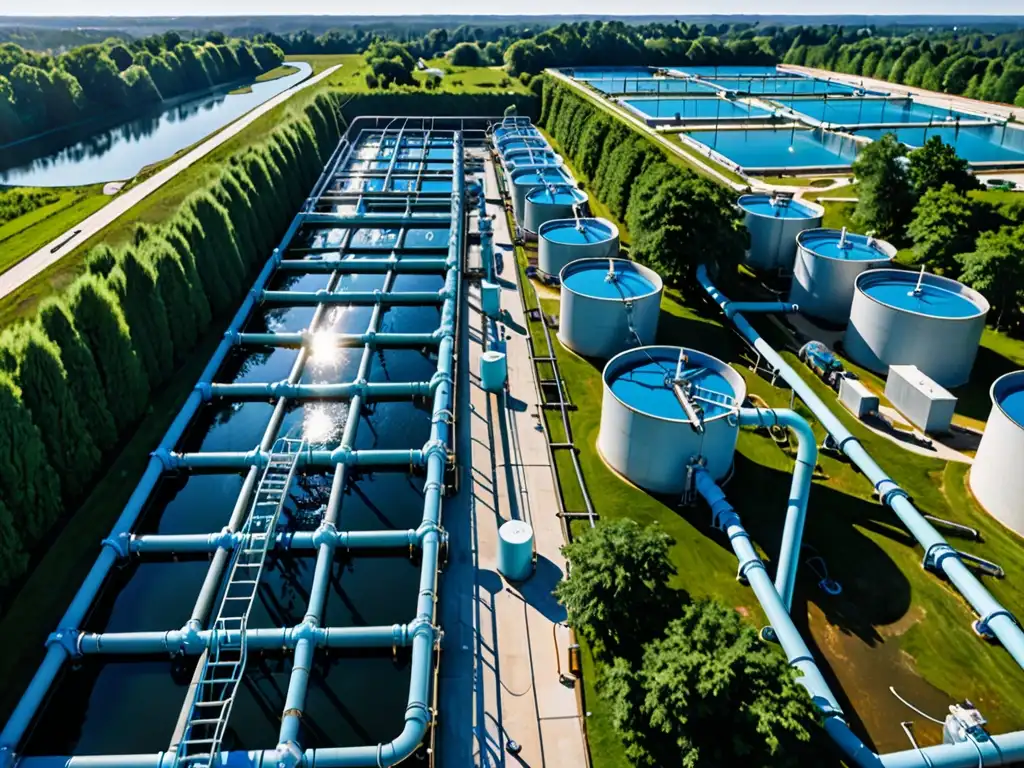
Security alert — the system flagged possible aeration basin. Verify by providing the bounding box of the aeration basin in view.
[739,194,824,272]
[844,269,989,388]
[598,346,744,493]
[539,217,619,276]
[509,166,574,222]
[524,184,589,235]
[503,147,563,173]
[558,257,661,360]
[969,371,1024,536]
[789,228,896,323]
[498,137,550,156]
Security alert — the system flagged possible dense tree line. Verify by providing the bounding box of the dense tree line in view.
[785,29,1024,106]
[555,520,824,767]
[540,76,747,281]
[0,32,284,145]
[852,133,1024,329]
[0,89,344,594]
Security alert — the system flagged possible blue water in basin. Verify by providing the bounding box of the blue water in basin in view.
[583,78,718,94]
[610,357,735,420]
[1000,387,1024,428]
[861,279,982,318]
[710,77,856,95]
[853,125,1024,164]
[800,231,891,260]
[674,65,781,77]
[777,98,980,125]
[687,128,859,169]
[527,186,586,206]
[542,220,614,244]
[563,264,653,298]
[624,97,769,119]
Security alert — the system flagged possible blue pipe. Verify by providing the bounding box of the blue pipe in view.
[205,379,434,399]
[697,264,1024,667]
[275,257,448,274]
[260,289,445,306]
[171,447,422,470]
[126,526,428,555]
[736,408,816,611]
[300,212,450,227]
[724,301,799,317]
[234,331,438,348]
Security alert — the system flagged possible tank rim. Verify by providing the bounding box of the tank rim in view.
[509,166,573,184]
[990,370,1024,430]
[526,184,588,205]
[559,256,657,302]
[853,268,990,320]
[601,345,746,425]
[737,193,825,221]
[796,227,897,262]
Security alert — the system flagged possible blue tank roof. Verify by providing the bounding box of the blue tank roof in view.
[857,270,986,319]
[739,194,821,220]
[526,184,587,207]
[562,260,655,299]
[798,229,894,261]
[541,218,616,245]
[608,350,737,420]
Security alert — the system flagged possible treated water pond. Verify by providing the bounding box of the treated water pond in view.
[0,62,311,188]
[852,124,1024,165]
[776,97,983,125]
[709,76,857,96]
[624,97,771,120]
[686,127,860,170]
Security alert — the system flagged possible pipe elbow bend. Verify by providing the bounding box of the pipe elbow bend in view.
[377,716,430,767]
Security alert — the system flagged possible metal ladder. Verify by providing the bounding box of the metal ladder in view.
[174,438,306,768]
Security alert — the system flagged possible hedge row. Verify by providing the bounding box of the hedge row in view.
[539,77,747,283]
[0,90,346,590]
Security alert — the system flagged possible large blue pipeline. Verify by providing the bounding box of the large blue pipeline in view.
[0,119,469,768]
[695,265,1024,768]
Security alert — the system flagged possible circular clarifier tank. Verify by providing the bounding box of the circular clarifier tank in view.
[524,184,589,234]
[498,137,550,157]
[509,166,574,220]
[844,269,989,388]
[969,371,1024,536]
[598,346,745,493]
[496,127,542,150]
[503,147,563,174]
[558,257,662,360]
[789,228,896,323]
[738,194,824,272]
[539,217,619,276]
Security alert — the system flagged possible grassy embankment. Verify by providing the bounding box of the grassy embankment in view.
[228,63,302,94]
[523,131,1024,767]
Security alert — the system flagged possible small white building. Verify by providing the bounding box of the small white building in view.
[885,364,958,434]
[839,376,879,419]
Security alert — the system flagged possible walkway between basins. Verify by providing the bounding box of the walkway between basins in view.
[437,154,587,767]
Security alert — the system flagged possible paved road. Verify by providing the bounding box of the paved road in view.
[780,64,1024,122]
[0,64,341,303]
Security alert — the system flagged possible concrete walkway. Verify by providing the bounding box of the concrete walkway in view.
[437,155,587,767]
[0,64,341,302]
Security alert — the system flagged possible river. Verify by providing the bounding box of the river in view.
[0,62,312,188]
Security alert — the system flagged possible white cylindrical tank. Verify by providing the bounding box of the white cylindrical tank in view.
[539,217,619,277]
[598,346,745,493]
[789,228,896,323]
[969,371,1024,536]
[558,257,662,360]
[844,269,990,388]
[509,167,574,222]
[524,185,589,235]
[739,194,824,272]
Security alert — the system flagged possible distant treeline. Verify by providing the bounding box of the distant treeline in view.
[0,89,344,595]
[785,29,1024,106]
[0,32,284,146]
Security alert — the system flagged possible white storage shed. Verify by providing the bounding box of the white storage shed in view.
[885,365,957,434]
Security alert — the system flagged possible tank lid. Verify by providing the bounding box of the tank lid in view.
[992,370,1024,429]
[561,258,659,300]
[856,269,989,319]
[526,184,588,206]
[605,346,740,423]
[798,228,896,261]
[499,519,534,544]
[738,193,822,220]
[540,217,616,245]
[511,167,572,184]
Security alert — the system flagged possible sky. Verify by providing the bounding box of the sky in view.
[4,0,1023,16]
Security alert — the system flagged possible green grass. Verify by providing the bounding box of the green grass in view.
[0,325,227,723]
[228,63,303,94]
[0,185,110,276]
[757,175,839,188]
[288,53,358,76]
[819,199,858,230]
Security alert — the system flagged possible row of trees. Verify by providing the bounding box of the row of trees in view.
[851,134,1024,328]
[0,89,345,591]
[555,520,824,766]
[786,32,1024,106]
[0,33,284,145]
[540,77,747,282]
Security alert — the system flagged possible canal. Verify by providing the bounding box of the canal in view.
[0,62,312,188]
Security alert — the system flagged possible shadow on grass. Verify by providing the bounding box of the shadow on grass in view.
[952,343,1022,422]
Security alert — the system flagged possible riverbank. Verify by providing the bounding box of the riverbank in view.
[228,63,303,94]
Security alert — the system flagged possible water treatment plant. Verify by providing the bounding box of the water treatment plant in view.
[3,55,1024,768]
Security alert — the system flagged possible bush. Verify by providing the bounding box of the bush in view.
[447,42,484,67]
